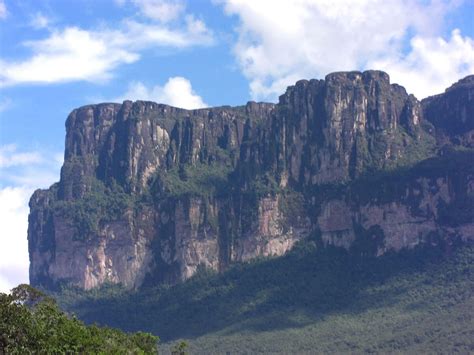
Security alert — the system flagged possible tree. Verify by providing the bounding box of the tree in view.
[171,340,189,355]
[0,284,159,354]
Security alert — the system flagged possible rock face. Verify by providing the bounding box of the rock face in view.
[422,75,474,147]
[28,71,474,290]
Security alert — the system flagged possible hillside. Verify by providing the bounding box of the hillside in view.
[56,241,474,353]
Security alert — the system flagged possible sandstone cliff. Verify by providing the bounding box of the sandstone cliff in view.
[28,71,474,290]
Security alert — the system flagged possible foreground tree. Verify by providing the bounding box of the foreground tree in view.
[0,284,158,354]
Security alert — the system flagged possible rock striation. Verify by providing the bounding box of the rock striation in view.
[28,71,474,290]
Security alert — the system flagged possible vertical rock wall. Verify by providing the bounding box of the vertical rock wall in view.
[28,71,474,290]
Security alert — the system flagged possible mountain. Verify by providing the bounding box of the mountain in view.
[57,241,474,353]
[28,70,474,291]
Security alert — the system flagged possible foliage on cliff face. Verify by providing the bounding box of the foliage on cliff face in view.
[156,160,233,199]
[0,284,158,354]
[52,178,133,239]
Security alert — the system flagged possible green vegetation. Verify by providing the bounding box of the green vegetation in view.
[0,284,158,354]
[157,161,232,199]
[389,124,437,169]
[170,340,189,355]
[55,242,474,353]
[310,148,474,206]
[355,123,436,174]
[53,178,133,240]
[354,148,473,204]
[247,172,281,197]
[278,188,307,231]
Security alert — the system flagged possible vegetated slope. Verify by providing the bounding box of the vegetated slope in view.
[57,241,474,354]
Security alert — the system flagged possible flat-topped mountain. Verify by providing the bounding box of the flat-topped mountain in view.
[28,70,474,290]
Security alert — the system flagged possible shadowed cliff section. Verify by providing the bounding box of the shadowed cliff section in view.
[28,70,474,291]
[422,75,474,147]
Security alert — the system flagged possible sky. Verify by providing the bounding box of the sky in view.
[0,0,473,293]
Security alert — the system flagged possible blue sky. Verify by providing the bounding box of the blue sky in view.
[0,0,473,292]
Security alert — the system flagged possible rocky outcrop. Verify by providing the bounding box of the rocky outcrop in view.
[422,75,474,147]
[28,71,474,290]
[316,155,474,255]
[277,71,427,185]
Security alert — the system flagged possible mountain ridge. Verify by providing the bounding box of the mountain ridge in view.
[28,70,474,291]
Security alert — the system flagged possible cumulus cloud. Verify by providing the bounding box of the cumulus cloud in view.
[371,30,474,98]
[219,0,470,100]
[0,12,213,86]
[114,76,207,109]
[0,146,62,293]
[0,26,139,85]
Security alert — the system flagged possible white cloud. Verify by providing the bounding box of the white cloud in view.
[121,16,214,48]
[0,146,62,293]
[0,27,138,85]
[0,13,213,86]
[0,144,43,168]
[131,0,185,23]
[114,76,207,109]
[219,0,469,100]
[0,145,62,187]
[0,0,7,20]
[371,29,474,98]
[0,187,32,293]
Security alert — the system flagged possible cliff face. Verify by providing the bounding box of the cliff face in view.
[28,71,474,290]
[422,75,474,147]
